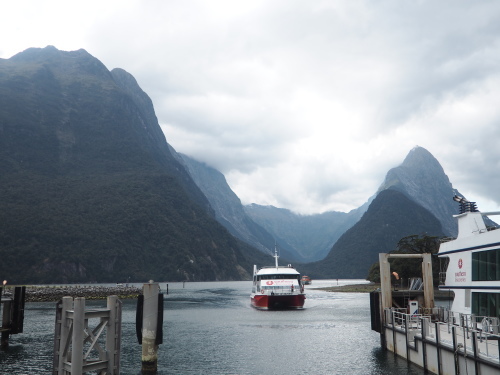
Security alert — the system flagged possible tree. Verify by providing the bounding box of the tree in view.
[366,234,441,285]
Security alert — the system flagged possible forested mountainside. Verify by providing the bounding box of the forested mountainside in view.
[300,188,445,279]
[174,152,300,261]
[0,46,267,283]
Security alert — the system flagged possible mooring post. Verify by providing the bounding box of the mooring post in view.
[57,296,74,373]
[106,295,121,375]
[1,299,11,350]
[422,253,435,309]
[379,253,392,311]
[142,281,160,373]
[71,297,85,375]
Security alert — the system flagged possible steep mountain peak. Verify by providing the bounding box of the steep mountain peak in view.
[7,46,111,82]
[401,146,445,174]
[378,146,459,236]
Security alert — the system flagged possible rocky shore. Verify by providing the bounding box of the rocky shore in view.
[8,285,143,302]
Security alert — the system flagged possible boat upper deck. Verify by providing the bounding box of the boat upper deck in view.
[256,266,300,276]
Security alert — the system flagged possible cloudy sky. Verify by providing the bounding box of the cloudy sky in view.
[2,0,500,214]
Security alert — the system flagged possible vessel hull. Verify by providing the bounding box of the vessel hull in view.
[251,293,305,310]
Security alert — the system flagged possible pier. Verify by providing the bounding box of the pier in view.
[379,307,500,375]
[371,252,500,375]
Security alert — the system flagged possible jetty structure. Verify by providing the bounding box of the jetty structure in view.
[370,197,500,375]
[0,285,26,349]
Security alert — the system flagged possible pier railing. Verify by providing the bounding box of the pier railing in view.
[53,295,122,375]
[384,307,500,366]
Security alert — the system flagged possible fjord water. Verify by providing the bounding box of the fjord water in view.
[1,280,425,374]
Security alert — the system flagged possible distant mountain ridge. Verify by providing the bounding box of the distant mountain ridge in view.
[244,203,368,262]
[172,152,298,260]
[175,151,369,263]
[301,188,445,278]
[178,144,462,273]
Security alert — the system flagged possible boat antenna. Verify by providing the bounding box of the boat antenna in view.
[274,242,279,269]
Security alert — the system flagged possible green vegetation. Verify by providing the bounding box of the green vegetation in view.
[366,234,441,285]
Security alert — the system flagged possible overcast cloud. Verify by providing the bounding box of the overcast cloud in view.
[2,0,500,214]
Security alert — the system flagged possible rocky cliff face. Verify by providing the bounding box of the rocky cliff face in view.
[174,152,296,261]
[378,146,460,236]
[301,189,445,278]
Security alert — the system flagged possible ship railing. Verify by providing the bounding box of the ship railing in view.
[260,285,299,295]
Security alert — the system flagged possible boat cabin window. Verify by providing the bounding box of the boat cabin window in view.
[472,292,500,317]
[257,275,299,281]
[472,249,500,281]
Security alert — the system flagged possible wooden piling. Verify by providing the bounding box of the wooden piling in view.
[1,299,11,349]
[141,282,159,373]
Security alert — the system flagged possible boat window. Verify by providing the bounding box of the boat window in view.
[259,274,296,280]
[472,248,500,281]
[472,292,500,317]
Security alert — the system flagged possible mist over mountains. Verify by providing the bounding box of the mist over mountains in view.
[1,46,468,283]
[184,145,463,278]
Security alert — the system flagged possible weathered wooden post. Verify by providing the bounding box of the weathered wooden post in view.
[71,297,85,375]
[1,285,26,350]
[106,295,121,374]
[379,253,392,311]
[138,281,164,373]
[55,296,73,372]
[422,253,435,309]
[1,298,11,349]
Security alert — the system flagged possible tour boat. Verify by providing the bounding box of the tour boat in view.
[250,247,306,310]
[301,275,312,285]
[438,196,500,318]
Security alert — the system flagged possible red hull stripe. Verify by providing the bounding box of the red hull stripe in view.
[251,294,305,309]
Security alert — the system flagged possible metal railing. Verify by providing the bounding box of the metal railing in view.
[260,285,298,295]
[385,307,500,364]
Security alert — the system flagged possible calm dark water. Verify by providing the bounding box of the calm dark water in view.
[0,280,425,374]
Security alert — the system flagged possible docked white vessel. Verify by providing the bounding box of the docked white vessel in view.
[438,196,500,317]
[250,248,305,310]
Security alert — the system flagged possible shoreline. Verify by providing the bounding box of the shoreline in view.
[3,285,142,302]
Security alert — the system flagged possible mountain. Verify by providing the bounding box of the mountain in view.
[302,146,458,278]
[378,146,460,236]
[173,151,368,263]
[301,189,445,278]
[172,152,298,260]
[0,46,264,283]
[244,203,368,262]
